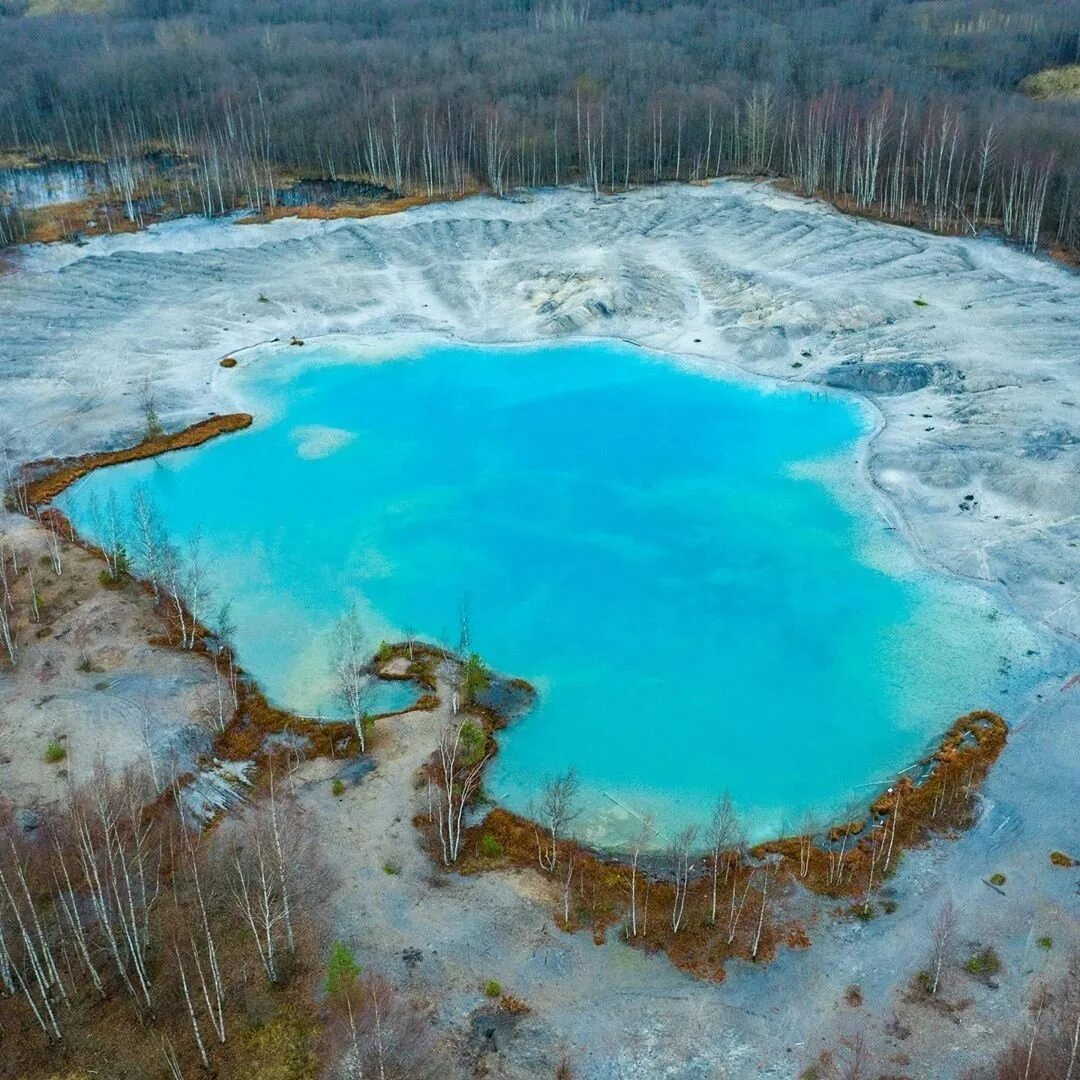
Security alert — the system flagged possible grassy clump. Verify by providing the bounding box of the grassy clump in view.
[331,778,345,797]
[964,946,1001,979]
[325,942,361,995]
[1037,936,1053,951]
[382,860,401,876]
[989,872,1007,886]
[1050,850,1078,868]
[237,1007,318,1080]
[44,739,67,763]
[479,833,504,859]
[459,719,486,766]
[483,979,501,998]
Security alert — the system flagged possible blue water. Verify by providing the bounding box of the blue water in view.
[59,340,1054,843]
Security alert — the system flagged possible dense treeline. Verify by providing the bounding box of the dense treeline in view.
[1,1,1079,250]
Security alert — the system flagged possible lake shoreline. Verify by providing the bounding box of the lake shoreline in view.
[3,181,1077,1075]
[12,399,1015,866]
[15,328,1069,838]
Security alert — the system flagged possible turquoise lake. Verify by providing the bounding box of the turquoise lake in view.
[58,339,1055,844]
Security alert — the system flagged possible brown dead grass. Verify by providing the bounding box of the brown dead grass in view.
[235,188,479,226]
[21,199,145,245]
[22,413,253,508]
[416,707,1008,981]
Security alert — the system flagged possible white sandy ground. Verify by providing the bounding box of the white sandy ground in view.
[0,180,1078,1076]
[0,517,214,809]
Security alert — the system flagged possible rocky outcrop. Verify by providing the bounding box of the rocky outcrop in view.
[818,360,955,395]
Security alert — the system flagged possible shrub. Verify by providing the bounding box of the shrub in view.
[459,719,486,765]
[237,1007,318,1080]
[142,402,164,441]
[331,778,345,797]
[844,984,863,1007]
[483,979,501,998]
[461,652,490,705]
[325,942,361,995]
[913,297,929,306]
[989,872,1006,886]
[479,833,504,859]
[44,740,67,763]
[964,946,1001,979]
[1050,851,1078,868]
[1037,936,1053,951]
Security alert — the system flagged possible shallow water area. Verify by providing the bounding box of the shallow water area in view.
[58,339,1061,844]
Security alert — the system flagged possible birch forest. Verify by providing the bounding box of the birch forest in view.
[2,0,1079,256]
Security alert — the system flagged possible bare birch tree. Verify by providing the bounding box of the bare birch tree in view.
[927,893,957,996]
[0,539,17,664]
[705,792,737,925]
[669,825,697,934]
[433,720,490,866]
[627,812,653,938]
[332,608,373,752]
[534,768,579,873]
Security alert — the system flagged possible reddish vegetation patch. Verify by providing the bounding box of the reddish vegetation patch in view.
[417,709,1009,982]
[21,197,147,245]
[22,413,253,508]
[235,188,478,227]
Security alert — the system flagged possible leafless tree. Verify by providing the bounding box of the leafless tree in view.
[39,513,63,576]
[828,801,862,887]
[727,867,756,946]
[69,763,161,1013]
[0,539,17,664]
[0,842,65,1040]
[1022,983,1053,1080]
[562,852,576,927]
[534,768,579,873]
[331,974,449,1080]
[433,720,490,866]
[332,608,373,752]
[927,894,957,996]
[228,815,286,983]
[130,486,167,599]
[797,810,816,879]
[88,490,127,581]
[838,1032,873,1080]
[669,825,697,934]
[705,792,737,924]
[627,812,653,938]
[751,860,770,960]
